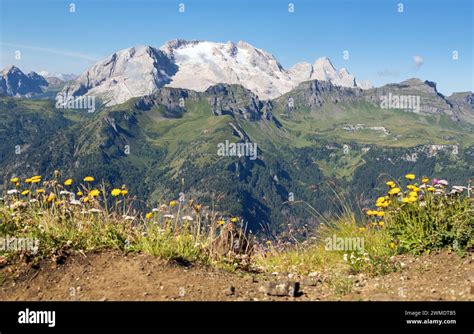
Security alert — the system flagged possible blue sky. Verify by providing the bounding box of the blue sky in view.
[0,0,472,95]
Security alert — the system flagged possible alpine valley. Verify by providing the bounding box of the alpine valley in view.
[1,40,473,234]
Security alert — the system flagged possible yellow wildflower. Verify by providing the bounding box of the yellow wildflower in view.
[120,189,128,196]
[427,186,435,192]
[64,179,73,186]
[230,217,238,223]
[376,196,386,203]
[193,204,202,213]
[169,200,177,207]
[408,196,417,203]
[358,227,366,232]
[146,212,153,220]
[378,221,385,227]
[111,189,121,197]
[422,177,429,184]
[25,178,32,184]
[376,211,385,217]
[217,220,225,226]
[388,187,401,195]
[30,176,41,183]
[386,181,395,188]
[402,197,410,203]
[390,242,396,249]
[82,196,90,203]
[47,193,56,202]
[405,173,415,180]
[21,190,30,196]
[409,191,418,198]
[89,189,100,197]
[10,177,19,183]
[37,189,45,194]
[83,176,95,182]
[77,191,83,197]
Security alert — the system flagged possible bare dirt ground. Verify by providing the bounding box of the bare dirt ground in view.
[0,250,472,301]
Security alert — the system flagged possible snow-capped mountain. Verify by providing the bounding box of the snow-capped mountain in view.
[38,70,78,83]
[0,65,48,97]
[59,46,177,105]
[60,40,372,105]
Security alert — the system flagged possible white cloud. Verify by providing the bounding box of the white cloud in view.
[412,55,424,68]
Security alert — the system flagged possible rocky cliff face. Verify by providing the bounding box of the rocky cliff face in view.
[60,46,178,106]
[0,66,48,97]
[204,84,274,121]
[447,91,474,124]
[275,79,363,112]
[363,78,455,116]
[133,84,275,122]
[59,40,371,106]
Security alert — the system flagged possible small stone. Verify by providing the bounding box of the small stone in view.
[0,256,7,268]
[98,297,107,302]
[466,272,474,282]
[247,276,258,283]
[302,277,320,287]
[224,286,235,296]
[260,281,300,297]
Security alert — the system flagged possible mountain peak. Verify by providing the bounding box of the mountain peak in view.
[0,65,48,97]
[2,65,22,75]
[60,40,371,105]
[400,78,424,85]
[314,56,335,68]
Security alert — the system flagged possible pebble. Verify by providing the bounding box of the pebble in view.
[224,286,235,296]
[260,281,300,297]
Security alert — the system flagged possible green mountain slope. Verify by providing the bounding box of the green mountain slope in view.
[0,81,472,234]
